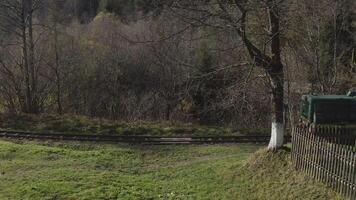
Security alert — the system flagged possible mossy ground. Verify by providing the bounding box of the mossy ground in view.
[0,139,342,200]
[0,114,268,136]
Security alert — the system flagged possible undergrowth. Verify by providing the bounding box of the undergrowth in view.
[0,113,268,136]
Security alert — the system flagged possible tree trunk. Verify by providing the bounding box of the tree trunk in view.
[268,63,284,149]
[28,0,38,113]
[266,0,285,149]
[54,23,62,115]
[56,73,63,115]
[21,0,31,113]
[166,103,171,121]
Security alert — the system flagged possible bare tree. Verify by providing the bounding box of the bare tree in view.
[0,0,42,113]
[160,0,286,149]
[289,0,356,94]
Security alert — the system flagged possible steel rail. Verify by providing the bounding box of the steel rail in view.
[0,130,291,145]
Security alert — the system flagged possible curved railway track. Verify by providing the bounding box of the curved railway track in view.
[0,130,291,145]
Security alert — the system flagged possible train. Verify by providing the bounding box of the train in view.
[301,90,356,124]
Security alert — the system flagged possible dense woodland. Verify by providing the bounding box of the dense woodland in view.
[0,0,355,131]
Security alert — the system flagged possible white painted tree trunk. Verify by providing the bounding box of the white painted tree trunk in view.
[268,122,284,149]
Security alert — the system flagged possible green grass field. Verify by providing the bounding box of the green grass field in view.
[0,140,342,200]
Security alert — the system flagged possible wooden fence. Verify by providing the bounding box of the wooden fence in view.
[292,124,356,200]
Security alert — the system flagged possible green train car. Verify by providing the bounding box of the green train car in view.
[301,90,356,124]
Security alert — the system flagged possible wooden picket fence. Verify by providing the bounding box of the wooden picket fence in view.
[292,124,356,200]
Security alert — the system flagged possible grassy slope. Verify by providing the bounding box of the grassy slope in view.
[233,148,343,200]
[0,140,342,200]
[0,114,268,136]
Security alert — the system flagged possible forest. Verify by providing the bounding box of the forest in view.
[0,0,355,130]
[0,1,355,199]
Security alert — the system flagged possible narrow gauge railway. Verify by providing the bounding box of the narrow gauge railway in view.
[0,130,291,145]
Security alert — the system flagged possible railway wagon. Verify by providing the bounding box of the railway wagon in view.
[301,90,356,124]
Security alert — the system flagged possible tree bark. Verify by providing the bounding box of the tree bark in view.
[28,0,38,113]
[268,63,284,149]
[266,0,284,149]
[21,0,31,113]
[54,23,62,115]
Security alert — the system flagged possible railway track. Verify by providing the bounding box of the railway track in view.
[0,130,291,145]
